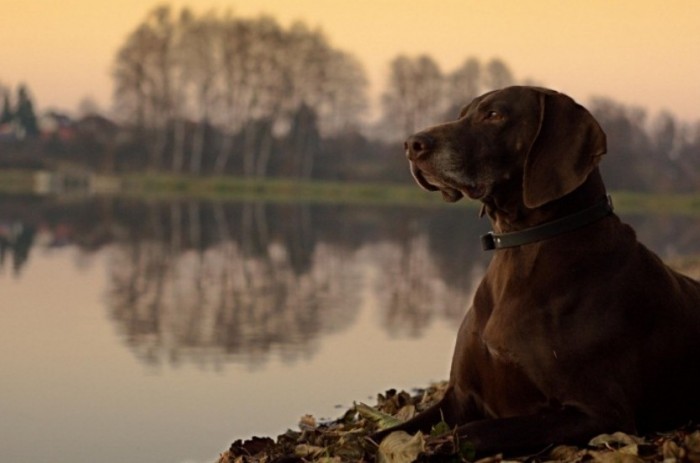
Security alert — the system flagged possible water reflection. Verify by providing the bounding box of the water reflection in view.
[99,199,493,369]
[0,220,35,275]
[2,194,700,369]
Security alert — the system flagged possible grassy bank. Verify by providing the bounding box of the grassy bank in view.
[0,169,37,194]
[121,173,440,206]
[3,169,700,214]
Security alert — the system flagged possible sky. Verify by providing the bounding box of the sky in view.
[2,0,700,122]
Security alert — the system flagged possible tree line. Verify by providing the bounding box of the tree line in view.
[107,6,525,176]
[112,5,368,177]
[2,4,700,193]
[107,5,700,192]
[1,85,39,139]
[378,55,517,140]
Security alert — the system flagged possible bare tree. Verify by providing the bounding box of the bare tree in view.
[589,97,652,191]
[112,8,369,176]
[484,58,514,90]
[112,24,153,128]
[412,56,445,130]
[241,16,285,177]
[379,54,446,140]
[112,5,183,170]
[213,15,251,173]
[651,111,679,158]
[446,57,481,115]
[177,9,220,174]
[320,51,369,134]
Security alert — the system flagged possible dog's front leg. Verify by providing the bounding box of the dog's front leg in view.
[455,407,619,457]
[371,387,482,442]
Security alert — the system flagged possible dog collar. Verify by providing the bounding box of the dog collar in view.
[481,195,614,251]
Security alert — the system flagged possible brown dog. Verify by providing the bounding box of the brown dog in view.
[378,86,700,456]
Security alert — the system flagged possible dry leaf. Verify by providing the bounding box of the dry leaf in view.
[295,443,324,458]
[661,439,684,460]
[395,404,416,423]
[377,431,425,463]
[589,432,645,448]
[474,454,503,463]
[299,414,317,431]
[549,444,584,461]
[687,431,700,463]
[316,458,342,463]
[355,402,403,430]
[590,450,644,463]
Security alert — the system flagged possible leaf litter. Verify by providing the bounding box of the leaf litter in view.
[218,381,699,463]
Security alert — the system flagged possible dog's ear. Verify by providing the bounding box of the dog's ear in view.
[522,90,607,209]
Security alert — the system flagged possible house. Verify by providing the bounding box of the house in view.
[0,121,24,142]
[39,111,76,142]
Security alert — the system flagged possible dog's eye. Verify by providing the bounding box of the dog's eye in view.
[482,110,505,124]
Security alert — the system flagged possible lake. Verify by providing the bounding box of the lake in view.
[2,193,699,463]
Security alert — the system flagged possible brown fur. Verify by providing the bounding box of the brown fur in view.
[378,86,700,456]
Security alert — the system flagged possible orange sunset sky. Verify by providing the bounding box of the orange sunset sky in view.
[2,0,700,122]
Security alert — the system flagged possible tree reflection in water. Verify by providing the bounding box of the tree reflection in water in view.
[2,195,700,369]
[102,199,493,369]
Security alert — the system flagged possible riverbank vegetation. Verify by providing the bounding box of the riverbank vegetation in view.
[4,168,700,217]
[3,169,700,216]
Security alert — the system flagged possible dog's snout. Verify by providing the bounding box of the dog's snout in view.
[405,133,435,160]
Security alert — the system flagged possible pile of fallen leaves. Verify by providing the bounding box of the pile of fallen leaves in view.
[218,382,700,463]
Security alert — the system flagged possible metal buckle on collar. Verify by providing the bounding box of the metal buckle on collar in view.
[480,232,497,251]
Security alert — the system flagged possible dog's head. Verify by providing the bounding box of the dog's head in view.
[405,86,607,209]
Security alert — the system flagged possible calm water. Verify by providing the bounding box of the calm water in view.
[2,194,699,463]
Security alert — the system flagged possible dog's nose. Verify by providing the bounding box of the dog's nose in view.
[404,133,434,160]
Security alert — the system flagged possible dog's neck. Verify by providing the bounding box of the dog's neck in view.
[481,169,608,235]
